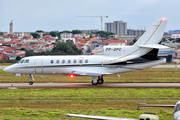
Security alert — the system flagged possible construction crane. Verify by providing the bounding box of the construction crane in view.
[76,16,108,31]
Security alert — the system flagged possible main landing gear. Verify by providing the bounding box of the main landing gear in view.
[29,74,35,85]
[92,76,104,85]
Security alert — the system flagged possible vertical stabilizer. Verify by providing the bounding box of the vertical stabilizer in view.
[134,18,167,47]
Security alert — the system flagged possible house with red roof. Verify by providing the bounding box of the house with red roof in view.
[100,39,128,46]
[171,33,180,39]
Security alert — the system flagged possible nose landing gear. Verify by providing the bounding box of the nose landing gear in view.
[29,74,35,85]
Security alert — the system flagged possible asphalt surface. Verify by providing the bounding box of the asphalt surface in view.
[1,83,180,89]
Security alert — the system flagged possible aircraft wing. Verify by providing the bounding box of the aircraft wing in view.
[71,71,112,76]
[67,114,138,120]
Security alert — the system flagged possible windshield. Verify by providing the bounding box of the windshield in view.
[17,59,22,64]
[20,59,25,63]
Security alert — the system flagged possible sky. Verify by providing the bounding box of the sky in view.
[0,0,180,32]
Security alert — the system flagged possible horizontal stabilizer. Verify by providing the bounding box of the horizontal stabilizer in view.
[139,44,169,49]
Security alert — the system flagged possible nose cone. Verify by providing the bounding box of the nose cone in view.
[3,66,13,73]
[3,66,9,73]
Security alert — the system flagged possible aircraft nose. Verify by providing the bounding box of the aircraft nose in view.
[3,66,13,73]
[3,67,9,73]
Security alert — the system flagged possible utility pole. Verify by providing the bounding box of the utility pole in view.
[76,16,108,31]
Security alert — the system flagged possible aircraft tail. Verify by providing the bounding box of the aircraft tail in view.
[103,18,168,66]
[134,18,168,48]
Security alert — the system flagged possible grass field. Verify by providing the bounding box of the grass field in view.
[0,88,178,119]
[0,67,180,119]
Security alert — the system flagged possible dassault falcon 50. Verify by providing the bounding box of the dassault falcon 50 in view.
[3,18,168,85]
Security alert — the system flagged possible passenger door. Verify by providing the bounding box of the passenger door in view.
[35,59,43,74]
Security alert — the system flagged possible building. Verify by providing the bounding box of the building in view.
[105,21,127,36]
[74,34,86,38]
[127,29,146,36]
[105,20,145,37]
[9,20,13,34]
[79,29,98,34]
[100,39,128,46]
[13,32,31,38]
[61,38,75,44]
[171,33,180,39]
[60,33,73,38]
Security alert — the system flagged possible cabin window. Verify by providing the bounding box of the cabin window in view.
[56,60,59,63]
[62,60,65,63]
[68,60,71,63]
[50,60,54,64]
[20,59,25,63]
[79,59,82,63]
[74,59,77,63]
[85,59,88,63]
[24,59,29,63]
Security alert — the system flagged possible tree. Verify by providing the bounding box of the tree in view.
[31,33,40,38]
[72,30,82,34]
[36,30,44,33]
[129,38,137,45]
[25,41,82,57]
[57,32,61,39]
[50,31,58,37]
[0,32,3,35]
[20,48,26,51]
[162,38,166,42]
[16,56,21,61]
[96,31,114,38]
[43,32,50,37]
[51,41,82,55]
[60,30,71,33]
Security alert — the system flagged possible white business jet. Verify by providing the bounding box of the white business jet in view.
[3,18,168,85]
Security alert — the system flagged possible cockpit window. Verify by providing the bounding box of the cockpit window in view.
[24,59,29,63]
[17,60,22,64]
[20,59,25,63]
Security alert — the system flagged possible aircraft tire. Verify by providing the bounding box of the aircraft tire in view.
[97,79,104,84]
[29,81,33,85]
[92,80,98,85]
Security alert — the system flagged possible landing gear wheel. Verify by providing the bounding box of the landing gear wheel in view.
[97,79,104,84]
[29,81,33,85]
[92,80,98,85]
[29,74,35,85]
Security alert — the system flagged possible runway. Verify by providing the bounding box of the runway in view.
[1,83,180,89]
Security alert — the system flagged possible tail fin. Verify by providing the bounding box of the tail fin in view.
[134,18,167,48]
[103,18,168,62]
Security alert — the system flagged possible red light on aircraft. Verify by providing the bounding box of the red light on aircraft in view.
[70,74,74,78]
[162,17,166,21]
